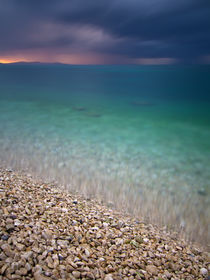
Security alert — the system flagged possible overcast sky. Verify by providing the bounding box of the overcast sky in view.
[0,0,210,64]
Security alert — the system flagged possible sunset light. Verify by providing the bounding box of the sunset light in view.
[0,58,21,64]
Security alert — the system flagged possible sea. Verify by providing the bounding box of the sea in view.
[0,63,209,246]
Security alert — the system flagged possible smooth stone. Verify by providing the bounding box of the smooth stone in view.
[22,251,33,259]
[17,267,28,276]
[135,236,143,243]
[164,271,172,278]
[34,272,50,280]
[1,234,9,241]
[25,263,32,271]
[57,239,69,247]
[46,256,54,269]
[6,224,15,232]
[58,254,64,261]
[146,265,158,275]
[42,229,52,240]
[200,267,208,275]
[1,244,14,257]
[9,215,17,219]
[72,271,80,278]
[85,249,90,257]
[16,243,25,251]
[104,275,113,280]
[0,252,7,261]
[14,219,21,226]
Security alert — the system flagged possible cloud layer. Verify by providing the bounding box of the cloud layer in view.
[0,0,209,63]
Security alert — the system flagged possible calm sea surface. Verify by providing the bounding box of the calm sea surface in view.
[0,64,209,244]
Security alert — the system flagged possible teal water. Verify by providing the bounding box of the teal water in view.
[0,64,210,245]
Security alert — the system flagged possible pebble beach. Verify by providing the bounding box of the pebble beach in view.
[0,168,209,280]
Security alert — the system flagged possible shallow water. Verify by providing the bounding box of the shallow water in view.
[0,64,210,246]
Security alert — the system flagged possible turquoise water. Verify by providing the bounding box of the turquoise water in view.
[0,64,210,244]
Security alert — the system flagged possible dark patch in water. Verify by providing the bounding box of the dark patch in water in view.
[73,106,86,111]
[197,189,207,196]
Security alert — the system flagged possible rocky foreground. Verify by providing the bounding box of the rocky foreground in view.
[0,169,209,280]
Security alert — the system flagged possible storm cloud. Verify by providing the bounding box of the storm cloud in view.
[0,0,209,63]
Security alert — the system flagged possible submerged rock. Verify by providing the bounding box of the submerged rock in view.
[73,106,86,111]
[197,189,207,196]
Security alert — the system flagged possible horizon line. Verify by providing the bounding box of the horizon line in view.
[0,61,209,66]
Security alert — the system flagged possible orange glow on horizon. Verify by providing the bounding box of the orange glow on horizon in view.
[0,59,18,64]
[0,53,120,65]
[0,58,31,64]
[0,54,178,65]
[0,58,27,64]
[0,54,110,65]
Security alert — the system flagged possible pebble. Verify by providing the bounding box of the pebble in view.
[22,251,33,259]
[104,275,113,280]
[164,270,172,278]
[103,222,109,227]
[85,248,90,257]
[146,264,158,275]
[6,223,15,232]
[200,267,208,275]
[14,219,21,226]
[72,271,80,278]
[34,272,49,280]
[1,234,9,241]
[73,199,78,204]
[42,229,52,240]
[1,243,14,257]
[17,267,28,276]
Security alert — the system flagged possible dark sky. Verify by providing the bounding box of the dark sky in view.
[0,0,210,64]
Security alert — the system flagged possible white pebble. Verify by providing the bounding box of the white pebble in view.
[200,268,208,275]
[104,275,113,280]
[103,222,109,227]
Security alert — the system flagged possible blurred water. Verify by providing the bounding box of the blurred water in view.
[0,64,210,245]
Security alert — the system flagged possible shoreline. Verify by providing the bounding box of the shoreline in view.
[0,168,209,279]
[0,97,209,249]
